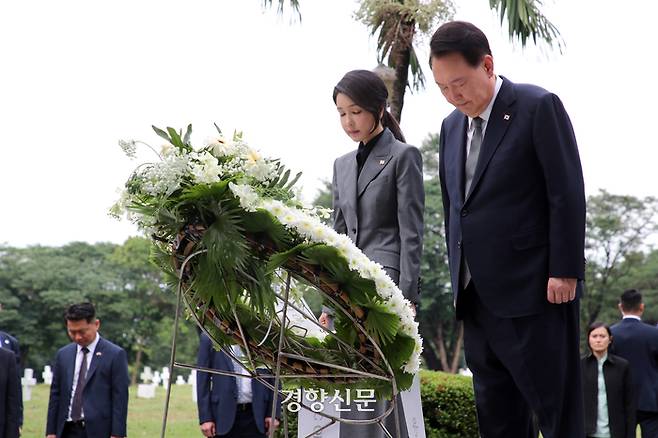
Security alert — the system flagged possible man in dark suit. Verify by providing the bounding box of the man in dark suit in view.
[432,21,586,438]
[0,347,20,438]
[196,332,281,438]
[611,289,658,438]
[0,330,22,430]
[46,302,129,438]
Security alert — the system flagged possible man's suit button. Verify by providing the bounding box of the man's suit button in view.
[457,240,462,249]
[461,209,469,217]
[351,228,356,234]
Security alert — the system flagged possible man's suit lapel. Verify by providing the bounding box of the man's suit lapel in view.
[84,337,105,384]
[64,344,77,400]
[357,129,394,198]
[465,77,516,203]
[454,116,468,203]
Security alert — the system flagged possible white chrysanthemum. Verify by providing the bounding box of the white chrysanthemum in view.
[311,225,328,241]
[228,182,260,212]
[264,200,286,217]
[191,151,222,185]
[388,294,406,314]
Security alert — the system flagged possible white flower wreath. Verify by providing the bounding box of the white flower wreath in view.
[112,124,423,395]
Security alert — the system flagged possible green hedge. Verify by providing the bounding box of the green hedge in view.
[277,370,478,437]
[420,370,478,438]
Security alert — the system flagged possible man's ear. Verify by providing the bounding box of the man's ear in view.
[483,55,494,77]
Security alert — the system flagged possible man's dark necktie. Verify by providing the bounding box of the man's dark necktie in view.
[461,117,484,288]
[70,347,89,421]
[464,117,483,197]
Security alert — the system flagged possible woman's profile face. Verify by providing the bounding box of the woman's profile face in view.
[588,327,611,354]
[335,92,378,144]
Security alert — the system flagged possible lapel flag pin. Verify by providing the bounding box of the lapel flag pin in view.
[96,352,102,357]
[503,114,510,120]
[379,159,386,165]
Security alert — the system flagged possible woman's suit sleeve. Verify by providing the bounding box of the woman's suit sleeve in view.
[396,146,424,303]
[332,158,347,235]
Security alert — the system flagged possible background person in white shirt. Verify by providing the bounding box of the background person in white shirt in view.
[196,333,281,438]
[46,302,129,438]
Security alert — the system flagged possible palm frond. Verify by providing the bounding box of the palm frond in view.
[489,0,563,49]
[262,0,301,21]
[364,301,400,345]
[407,47,425,91]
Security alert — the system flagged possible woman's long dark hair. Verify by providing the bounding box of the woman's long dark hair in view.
[332,69,405,143]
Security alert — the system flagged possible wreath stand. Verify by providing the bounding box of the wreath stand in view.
[159,243,403,438]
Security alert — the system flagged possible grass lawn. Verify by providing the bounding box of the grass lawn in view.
[22,384,199,438]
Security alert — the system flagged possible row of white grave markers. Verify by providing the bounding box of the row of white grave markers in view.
[136,366,197,401]
[18,365,198,402]
[19,367,53,401]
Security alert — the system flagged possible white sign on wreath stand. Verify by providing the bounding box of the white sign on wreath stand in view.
[399,374,426,438]
[297,389,340,438]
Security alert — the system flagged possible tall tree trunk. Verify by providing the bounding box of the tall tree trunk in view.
[132,341,143,386]
[389,18,415,122]
[435,324,450,371]
[434,322,465,373]
[421,339,442,370]
[448,321,464,374]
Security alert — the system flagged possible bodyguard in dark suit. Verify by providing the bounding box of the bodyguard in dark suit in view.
[46,303,129,438]
[610,289,658,438]
[0,347,20,438]
[0,330,22,429]
[196,333,281,438]
[432,22,586,437]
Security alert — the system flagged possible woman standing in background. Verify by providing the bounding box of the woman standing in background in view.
[582,322,635,438]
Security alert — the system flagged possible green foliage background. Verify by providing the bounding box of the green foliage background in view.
[0,238,198,382]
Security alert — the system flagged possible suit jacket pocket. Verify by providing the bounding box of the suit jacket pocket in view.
[372,249,400,271]
[512,231,548,250]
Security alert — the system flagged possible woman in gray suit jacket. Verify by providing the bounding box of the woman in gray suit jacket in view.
[321,69,424,438]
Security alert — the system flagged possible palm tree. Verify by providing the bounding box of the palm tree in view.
[355,0,454,122]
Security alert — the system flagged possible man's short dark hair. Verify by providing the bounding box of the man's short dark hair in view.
[65,302,96,323]
[429,21,492,67]
[620,289,643,312]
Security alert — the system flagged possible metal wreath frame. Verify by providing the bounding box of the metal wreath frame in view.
[160,248,403,438]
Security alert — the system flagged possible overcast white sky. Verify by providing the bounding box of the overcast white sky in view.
[1,0,656,247]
